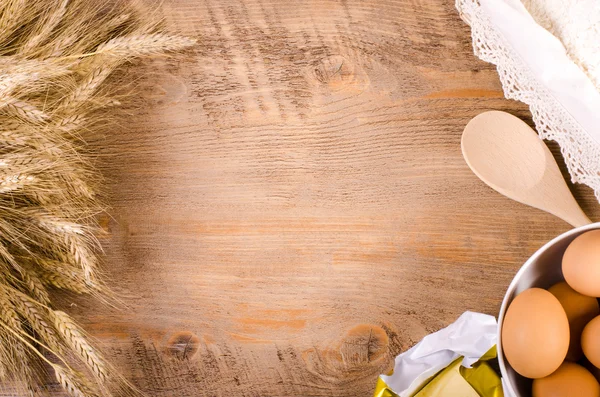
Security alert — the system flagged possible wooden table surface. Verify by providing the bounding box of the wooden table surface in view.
[52,0,600,396]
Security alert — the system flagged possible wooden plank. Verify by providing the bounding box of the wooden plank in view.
[39,0,600,395]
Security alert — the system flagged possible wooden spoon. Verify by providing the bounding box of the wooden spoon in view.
[461,111,591,227]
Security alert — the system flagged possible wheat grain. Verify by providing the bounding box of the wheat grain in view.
[0,173,35,193]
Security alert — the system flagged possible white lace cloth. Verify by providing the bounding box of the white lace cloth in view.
[456,0,600,201]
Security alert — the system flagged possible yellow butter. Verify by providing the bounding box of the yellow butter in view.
[414,358,480,397]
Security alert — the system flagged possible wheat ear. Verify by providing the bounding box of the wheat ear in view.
[53,310,109,381]
[10,291,62,353]
[0,290,37,389]
[36,259,96,294]
[60,66,114,111]
[0,0,25,42]
[54,365,100,397]
[5,100,49,123]
[21,270,50,305]
[94,33,196,57]
[31,212,98,283]
[22,0,69,52]
[0,174,35,193]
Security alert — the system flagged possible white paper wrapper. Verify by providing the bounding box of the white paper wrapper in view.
[380,311,497,397]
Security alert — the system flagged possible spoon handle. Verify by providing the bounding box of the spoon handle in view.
[555,202,592,227]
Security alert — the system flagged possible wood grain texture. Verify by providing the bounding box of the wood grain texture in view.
[13,0,600,396]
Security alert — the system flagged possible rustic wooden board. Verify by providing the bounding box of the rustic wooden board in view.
[30,0,600,396]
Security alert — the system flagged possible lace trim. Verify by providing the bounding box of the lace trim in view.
[456,0,600,202]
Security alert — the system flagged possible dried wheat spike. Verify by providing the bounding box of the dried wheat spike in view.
[37,260,93,294]
[0,295,21,330]
[53,310,108,381]
[0,241,17,268]
[30,212,98,282]
[95,33,196,57]
[54,365,100,397]
[5,100,49,123]
[64,234,97,283]
[21,270,50,305]
[56,113,87,132]
[60,66,113,111]
[0,174,35,193]
[22,0,68,52]
[10,292,62,353]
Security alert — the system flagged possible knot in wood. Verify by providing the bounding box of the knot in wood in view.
[165,331,200,360]
[312,55,355,86]
[340,324,389,367]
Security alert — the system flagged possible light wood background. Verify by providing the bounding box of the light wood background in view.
[41,0,600,395]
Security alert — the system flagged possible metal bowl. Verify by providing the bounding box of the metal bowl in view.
[498,222,600,397]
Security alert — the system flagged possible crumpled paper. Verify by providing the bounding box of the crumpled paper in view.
[376,311,499,397]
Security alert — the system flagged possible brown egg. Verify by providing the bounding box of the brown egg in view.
[563,230,600,297]
[583,358,600,384]
[549,281,600,361]
[583,315,600,368]
[502,288,569,379]
[532,362,600,397]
